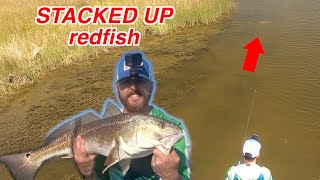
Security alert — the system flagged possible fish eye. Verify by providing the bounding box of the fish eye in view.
[159,122,165,129]
[26,153,31,158]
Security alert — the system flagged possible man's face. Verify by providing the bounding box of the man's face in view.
[117,77,153,112]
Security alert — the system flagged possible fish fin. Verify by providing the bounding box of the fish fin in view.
[61,154,73,159]
[44,112,100,145]
[119,136,141,156]
[102,144,120,174]
[103,143,119,166]
[79,112,100,123]
[119,159,131,175]
[0,152,40,180]
[102,137,132,174]
[102,101,122,119]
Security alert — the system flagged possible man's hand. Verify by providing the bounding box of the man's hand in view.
[151,148,181,180]
[73,135,97,179]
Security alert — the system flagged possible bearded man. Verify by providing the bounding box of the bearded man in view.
[73,50,192,180]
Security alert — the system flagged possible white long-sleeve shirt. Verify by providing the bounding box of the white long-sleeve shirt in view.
[226,163,272,180]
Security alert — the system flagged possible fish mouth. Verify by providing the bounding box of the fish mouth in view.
[159,132,184,148]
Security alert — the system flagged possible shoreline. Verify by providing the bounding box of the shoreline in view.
[0,0,234,97]
[0,21,227,179]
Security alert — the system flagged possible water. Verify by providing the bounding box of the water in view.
[0,0,319,179]
[171,0,320,179]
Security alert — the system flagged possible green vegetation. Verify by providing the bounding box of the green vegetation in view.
[0,0,233,96]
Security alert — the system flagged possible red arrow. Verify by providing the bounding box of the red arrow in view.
[242,37,265,72]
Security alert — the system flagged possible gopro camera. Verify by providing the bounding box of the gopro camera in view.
[125,53,143,79]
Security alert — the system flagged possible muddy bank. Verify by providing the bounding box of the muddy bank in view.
[0,22,226,179]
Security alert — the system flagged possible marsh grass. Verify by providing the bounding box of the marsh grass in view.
[0,0,233,96]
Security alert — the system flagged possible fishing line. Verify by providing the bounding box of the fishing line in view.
[238,89,257,164]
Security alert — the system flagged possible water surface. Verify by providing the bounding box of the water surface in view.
[172,0,320,179]
[0,0,319,179]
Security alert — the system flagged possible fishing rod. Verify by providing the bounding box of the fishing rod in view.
[238,89,257,165]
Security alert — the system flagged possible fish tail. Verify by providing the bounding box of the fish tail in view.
[0,152,40,180]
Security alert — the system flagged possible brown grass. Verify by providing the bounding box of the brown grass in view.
[0,0,234,96]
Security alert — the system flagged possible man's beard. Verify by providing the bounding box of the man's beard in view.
[120,90,150,113]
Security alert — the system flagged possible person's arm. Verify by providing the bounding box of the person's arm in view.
[225,166,235,180]
[73,135,97,180]
[261,167,272,180]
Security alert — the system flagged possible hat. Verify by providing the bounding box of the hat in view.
[115,50,153,82]
[242,139,261,158]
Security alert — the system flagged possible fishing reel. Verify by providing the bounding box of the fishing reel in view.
[125,53,143,79]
